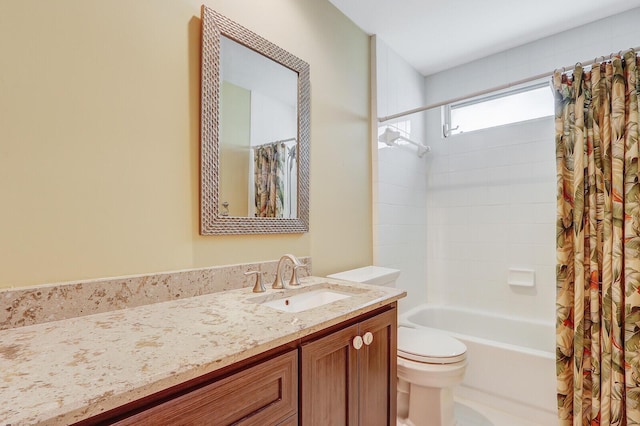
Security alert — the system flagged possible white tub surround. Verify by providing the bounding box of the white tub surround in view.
[400,304,556,424]
[0,276,405,425]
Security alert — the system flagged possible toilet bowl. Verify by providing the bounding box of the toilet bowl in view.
[327,266,467,426]
[396,326,467,426]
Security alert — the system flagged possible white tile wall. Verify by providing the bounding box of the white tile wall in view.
[375,37,428,312]
[425,117,556,321]
[375,7,640,321]
[422,9,640,322]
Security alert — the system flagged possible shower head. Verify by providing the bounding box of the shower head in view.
[378,128,401,145]
[377,127,431,157]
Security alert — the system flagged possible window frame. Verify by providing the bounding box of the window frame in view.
[442,79,553,138]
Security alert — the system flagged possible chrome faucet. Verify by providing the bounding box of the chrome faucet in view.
[272,254,305,289]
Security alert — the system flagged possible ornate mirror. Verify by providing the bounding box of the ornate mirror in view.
[200,6,310,235]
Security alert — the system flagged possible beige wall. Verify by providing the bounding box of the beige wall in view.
[0,0,372,289]
[219,81,250,217]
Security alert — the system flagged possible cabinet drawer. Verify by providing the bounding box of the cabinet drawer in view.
[113,349,297,426]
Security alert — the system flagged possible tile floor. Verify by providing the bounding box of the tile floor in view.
[454,397,550,426]
[397,397,552,425]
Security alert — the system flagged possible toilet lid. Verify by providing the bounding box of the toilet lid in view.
[397,327,467,364]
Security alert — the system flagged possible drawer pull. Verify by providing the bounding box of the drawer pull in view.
[363,332,374,346]
[353,335,363,350]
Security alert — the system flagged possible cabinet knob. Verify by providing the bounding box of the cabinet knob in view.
[363,331,374,346]
[353,335,363,350]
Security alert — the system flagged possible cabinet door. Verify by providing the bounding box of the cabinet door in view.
[112,349,297,426]
[301,323,359,426]
[277,414,297,425]
[359,308,397,426]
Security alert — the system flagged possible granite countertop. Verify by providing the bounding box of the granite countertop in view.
[0,276,405,425]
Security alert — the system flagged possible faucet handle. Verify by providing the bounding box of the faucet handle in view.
[289,263,309,287]
[244,271,266,293]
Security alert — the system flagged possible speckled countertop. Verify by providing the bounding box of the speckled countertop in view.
[0,276,405,425]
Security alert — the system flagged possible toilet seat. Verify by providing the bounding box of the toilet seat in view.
[397,326,466,364]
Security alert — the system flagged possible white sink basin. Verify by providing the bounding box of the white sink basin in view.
[258,289,351,313]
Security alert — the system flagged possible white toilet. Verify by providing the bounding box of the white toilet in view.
[327,266,467,426]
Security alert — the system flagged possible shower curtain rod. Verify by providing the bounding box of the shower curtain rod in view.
[253,137,297,149]
[272,137,297,144]
[378,46,640,123]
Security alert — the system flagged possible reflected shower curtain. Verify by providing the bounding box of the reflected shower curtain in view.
[253,143,285,218]
[555,51,640,425]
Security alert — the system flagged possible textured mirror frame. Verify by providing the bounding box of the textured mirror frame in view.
[200,6,310,235]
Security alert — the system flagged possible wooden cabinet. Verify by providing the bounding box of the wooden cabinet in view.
[87,349,298,426]
[300,323,360,425]
[300,307,397,426]
[357,309,398,426]
[78,304,397,426]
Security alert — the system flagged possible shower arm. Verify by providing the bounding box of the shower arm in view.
[390,135,431,157]
[379,127,431,158]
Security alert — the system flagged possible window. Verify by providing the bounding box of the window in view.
[443,81,554,137]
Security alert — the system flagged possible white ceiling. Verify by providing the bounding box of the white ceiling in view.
[329,0,640,76]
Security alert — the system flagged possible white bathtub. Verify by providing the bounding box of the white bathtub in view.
[400,304,557,423]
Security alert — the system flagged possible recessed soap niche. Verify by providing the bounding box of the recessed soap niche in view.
[507,268,535,287]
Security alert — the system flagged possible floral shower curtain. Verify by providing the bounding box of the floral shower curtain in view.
[253,142,285,218]
[555,50,640,425]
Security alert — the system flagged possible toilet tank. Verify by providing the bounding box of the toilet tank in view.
[327,266,401,287]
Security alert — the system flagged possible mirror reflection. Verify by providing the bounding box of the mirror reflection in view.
[219,36,298,219]
[200,5,310,235]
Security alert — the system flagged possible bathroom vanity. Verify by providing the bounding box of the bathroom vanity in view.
[301,306,397,425]
[79,304,396,425]
[0,276,404,425]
